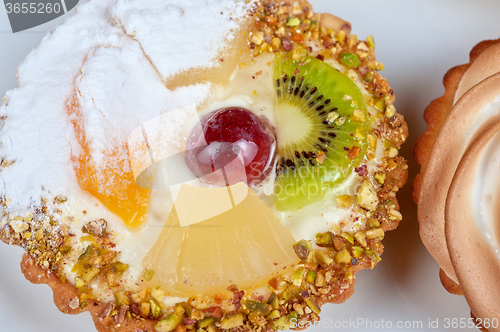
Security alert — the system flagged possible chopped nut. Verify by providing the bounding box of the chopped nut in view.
[347,146,361,159]
[387,158,398,170]
[351,246,364,258]
[245,300,271,316]
[356,180,379,211]
[323,37,334,49]
[385,104,396,118]
[314,271,325,287]
[366,35,375,49]
[274,315,292,330]
[354,232,367,247]
[110,261,129,273]
[335,29,346,44]
[318,287,329,295]
[355,165,368,177]
[151,289,165,303]
[314,249,333,265]
[68,297,80,310]
[366,249,382,263]
[374,172,386,184]
[336,195,352,207]
[293,240,313,262]
[305,270,316,284]
[286,17,301,27]
[114,305,129,324]
[332,236,347,251]
[357,42,369,51]
[340,232,355,244]
[220,313,244,329]
[251,32,264,45]
[131,289,148,303]
[150,299,162,319]
[100,301,115,318]
[82,266,100,283]
[74,277,85,288]
[82,218,107,237]
[316,151,326,164]
[305,298,321,315]
[335,116,346,126]
[114,291,131,307]
[267,309,281,320]
[276,26,285,37]
[385,146,399,158]
[197,317,217,329]
[316,231,333,246]
[326,111,340,124]
[292,45,309,62]
[336,248,352,264]
[368,61,384,71]
[352,109,366,122]
[271,37,281,50]
[293,303,304,315]
[325,271,333,284]
[54,195,67,203]
[366,218,381,229]
[340,52,361,68]
[388,116,403,130]
[143,269,156,281]
[291,267,305,286]
[366,228,385,240]
[139,302,151,318]
[281,37,292,51]
[155,313,182,332]
[388,209,403,221]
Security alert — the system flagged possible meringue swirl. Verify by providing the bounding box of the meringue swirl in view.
[417,42,500,327]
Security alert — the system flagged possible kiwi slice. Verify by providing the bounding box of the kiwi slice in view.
[273,53,370,211]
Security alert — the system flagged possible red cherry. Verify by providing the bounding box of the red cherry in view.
[186,107,276,186]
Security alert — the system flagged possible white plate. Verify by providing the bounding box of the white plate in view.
[1,0,499,331]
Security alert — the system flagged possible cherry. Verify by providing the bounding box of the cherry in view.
[186,107,276,186]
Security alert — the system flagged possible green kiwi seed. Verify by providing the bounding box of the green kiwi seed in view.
[273,52,370,211]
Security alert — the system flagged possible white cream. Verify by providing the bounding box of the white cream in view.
[274,171,364,241]
[113,0,255,80]
[472,129,500,259]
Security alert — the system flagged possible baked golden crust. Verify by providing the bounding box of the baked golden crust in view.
[413,39,500,281]
[19,239,386,332]
[413,38,500,332]
[21,254,157,332]
[413,38,500,205]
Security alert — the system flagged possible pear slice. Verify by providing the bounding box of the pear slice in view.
[142,182,298,297]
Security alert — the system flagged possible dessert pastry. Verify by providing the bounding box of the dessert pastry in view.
[0,0,407,331]
[414,39,500,330]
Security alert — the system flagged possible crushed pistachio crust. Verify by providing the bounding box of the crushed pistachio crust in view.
[0,1,408,331]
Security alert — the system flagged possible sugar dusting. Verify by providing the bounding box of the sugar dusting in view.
[0,0,252,213]
[113,0,254,80]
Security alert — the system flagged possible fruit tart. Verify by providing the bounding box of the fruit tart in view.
[414,39,500,331]
[0,0,408,331]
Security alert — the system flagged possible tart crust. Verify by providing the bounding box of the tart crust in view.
[0,1,408,331]
[413,38,500,283]
[413,38,500,331]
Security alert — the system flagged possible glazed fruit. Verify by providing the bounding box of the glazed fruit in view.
[185,107,276,186]
[273,53,370,210]
[142,182,297,297]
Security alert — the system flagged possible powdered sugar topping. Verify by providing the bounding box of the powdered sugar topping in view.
[0,0,252,213]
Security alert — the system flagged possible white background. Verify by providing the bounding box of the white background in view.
[1,0,500,331]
